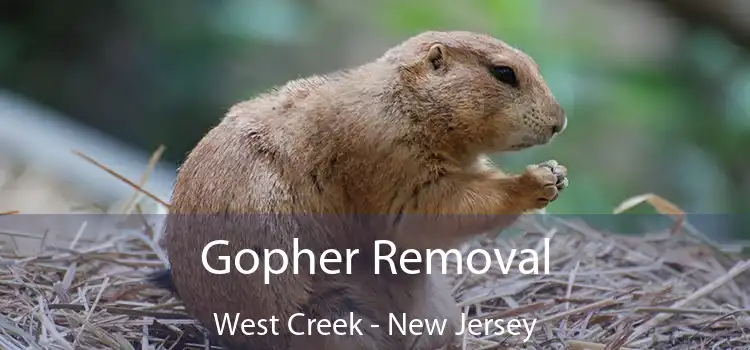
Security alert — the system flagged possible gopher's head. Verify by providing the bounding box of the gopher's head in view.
[382,31,567,154]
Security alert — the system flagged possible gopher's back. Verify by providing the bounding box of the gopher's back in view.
[164,119,292,349]
[160,74,407,349]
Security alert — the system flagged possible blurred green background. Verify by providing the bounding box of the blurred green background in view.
[0,0,748,239]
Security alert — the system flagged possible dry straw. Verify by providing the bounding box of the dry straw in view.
[1,148,749,349]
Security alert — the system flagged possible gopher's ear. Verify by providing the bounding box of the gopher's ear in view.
[424,43,448,70]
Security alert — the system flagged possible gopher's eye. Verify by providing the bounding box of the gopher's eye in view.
[489,65,518,87]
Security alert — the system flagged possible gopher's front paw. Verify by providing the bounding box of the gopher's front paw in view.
[519,160,568,209]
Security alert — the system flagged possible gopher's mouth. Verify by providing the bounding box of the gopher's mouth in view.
[509,134,552,150]
[504,126,563,151]
[508,143,534,150]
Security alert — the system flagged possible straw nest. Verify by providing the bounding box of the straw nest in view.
[0,153,749,349]
[1,211,749,350]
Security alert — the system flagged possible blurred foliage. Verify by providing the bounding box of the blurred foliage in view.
[0,0,749,238]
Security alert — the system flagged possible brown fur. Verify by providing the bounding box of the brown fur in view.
[159,31,568,349]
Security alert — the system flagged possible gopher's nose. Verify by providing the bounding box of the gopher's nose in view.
[552,105,567,135]
[553,116,567,134]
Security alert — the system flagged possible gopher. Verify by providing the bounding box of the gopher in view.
[150,30,568,350]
